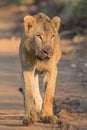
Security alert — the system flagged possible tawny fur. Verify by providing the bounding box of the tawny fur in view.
[19,13,61,125]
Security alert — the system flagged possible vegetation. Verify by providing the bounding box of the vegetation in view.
[70,0,87,19]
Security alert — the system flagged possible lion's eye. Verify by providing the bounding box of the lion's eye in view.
[35,35,42,41]
[51,36,56,41]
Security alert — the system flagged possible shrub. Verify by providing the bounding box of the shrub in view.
[70,0,87,19]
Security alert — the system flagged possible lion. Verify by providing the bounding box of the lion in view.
[19,13,61,126]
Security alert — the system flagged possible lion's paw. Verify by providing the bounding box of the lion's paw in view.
[23,117,34,126]
[41,115,58,124]
[23,112,40,126]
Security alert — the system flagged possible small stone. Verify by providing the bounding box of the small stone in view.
[84,63,87,67]
[82,81,87,86]
[70,64,77,68]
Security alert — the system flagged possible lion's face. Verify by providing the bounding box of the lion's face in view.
[24,13,61,61]
[33,24,56,61]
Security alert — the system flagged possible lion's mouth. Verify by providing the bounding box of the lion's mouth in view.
[36,55,50,61]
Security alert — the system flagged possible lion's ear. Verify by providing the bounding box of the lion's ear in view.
[24,15,36,33]
[52,16,61,31]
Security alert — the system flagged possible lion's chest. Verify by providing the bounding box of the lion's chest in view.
[35,61,48,74]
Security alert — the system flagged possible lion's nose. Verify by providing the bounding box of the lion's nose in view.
[42,46,54,56]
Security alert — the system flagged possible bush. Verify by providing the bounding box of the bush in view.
[70,0,87,19]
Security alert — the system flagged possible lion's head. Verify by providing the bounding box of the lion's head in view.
[23,13,61,61]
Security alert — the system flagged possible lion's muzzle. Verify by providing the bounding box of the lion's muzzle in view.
[36,45,54,61]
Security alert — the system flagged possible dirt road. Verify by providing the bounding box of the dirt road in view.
[0,4,87,130]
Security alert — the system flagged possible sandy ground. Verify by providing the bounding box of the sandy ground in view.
[0,5,87,130]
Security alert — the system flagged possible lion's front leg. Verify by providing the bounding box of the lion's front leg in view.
[41,66,58,124]
[31,74,42,113]
[23,71,40,126]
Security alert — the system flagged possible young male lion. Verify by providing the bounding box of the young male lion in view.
[19,13,61,126]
